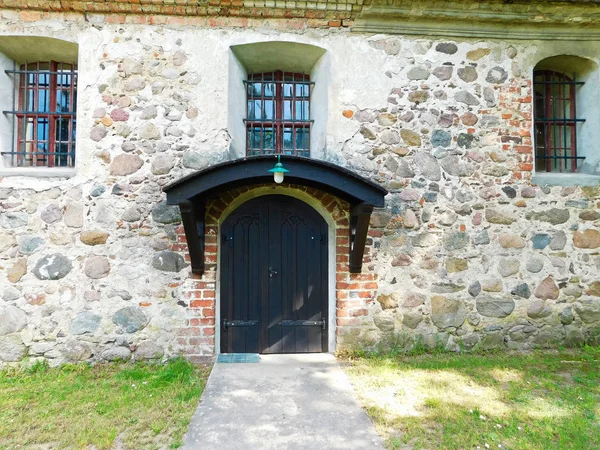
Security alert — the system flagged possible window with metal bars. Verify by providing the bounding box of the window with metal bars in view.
[244,71,312,157]
[534,70,585,173]
[2,61,77,168]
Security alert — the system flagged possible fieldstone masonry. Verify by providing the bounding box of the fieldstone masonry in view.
[1,4,600,365]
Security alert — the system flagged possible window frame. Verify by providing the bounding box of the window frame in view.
[3,60,77,169]
[533,69,585,173]
[244,70,313,157]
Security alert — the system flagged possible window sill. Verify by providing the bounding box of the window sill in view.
[0,167,77,178]
[532,173,600,187]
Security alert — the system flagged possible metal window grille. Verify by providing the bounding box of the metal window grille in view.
[2,61,77,168]
[244,71,313,157]
[534,70,585,173]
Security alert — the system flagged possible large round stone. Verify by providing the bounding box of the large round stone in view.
[573,229,600,249]
[469,281,482,297]
[400,129,421,147]
[152,250,188,272]
[564,325,585,347]
[84,256,111,279]
[431,129,452,148]
[531,234,551,250]
[414,152,441,181]
[0,212,28,229]
[526,257,544,273]
[182,151,206,170]
[527,300,553,319]
[139,123,161,140]
[63,203,83,228]
[7,258,27,283]
[534,276,559,300]
[71,311,101,335]
[574,300,600,324]
[511,283,531,299]
[498,233,525,249]
[498,258,519,277]
[476,296,515,318]
[122,207,142,222]
[408,90,429,103]
[402,312,423,329]
[549,231,567,250]
[377,293,399,310]
[467,48,490,61]
[151,154,175,175]
[18,235,44,254]
[62,340,92,362]
[33,254,72,280]
[440,155,473,177]
[443,231,469,251]
[0,305,27,336]
[381,130,400,145]
[402,291,426,308]
[90,126,107,142]
[486,66,508,84]
[526,209,569,225]
[486,209,516,225]
[435,42,458,54]
[135,341,164,360]
[110,154,144,176]
[152,201,181,224]
[40,203,63,224]
[431,296,467,329]
[432,66,453,81]
[0,335,26,362]
[458,66,478,82]
[407,67,430,80]
[102,346,132,361]
[80,230,109,246]
[373,312,395,332]
[0,232,16,253]
[559,306,574,325]
[455,91,480,106]
[113,306,149,333]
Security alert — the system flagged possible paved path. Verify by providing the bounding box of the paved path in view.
[183,354,383,449]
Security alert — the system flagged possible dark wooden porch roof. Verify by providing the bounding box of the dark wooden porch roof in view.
[163,155,388,275]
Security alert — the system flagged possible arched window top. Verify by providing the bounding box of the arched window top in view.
[534,55,597,78]
[0,36,77,65]
[231,41,326,74]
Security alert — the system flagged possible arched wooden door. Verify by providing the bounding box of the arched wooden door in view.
[220,195,328,354]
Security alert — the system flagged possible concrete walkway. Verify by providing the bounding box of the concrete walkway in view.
[183,354,383,449]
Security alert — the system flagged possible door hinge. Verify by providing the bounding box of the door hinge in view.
[222,319,258,331]
[279,320,326,330]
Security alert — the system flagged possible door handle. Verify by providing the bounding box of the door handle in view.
[269,267,278,278]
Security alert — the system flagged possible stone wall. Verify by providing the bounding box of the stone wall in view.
[1,12,600,365]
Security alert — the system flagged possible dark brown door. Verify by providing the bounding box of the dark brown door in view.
[220,195,328,354]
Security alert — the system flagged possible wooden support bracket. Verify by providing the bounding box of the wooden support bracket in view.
[179,200,205,276]
[349,202,374,273]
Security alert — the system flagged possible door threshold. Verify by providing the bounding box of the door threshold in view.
[217,353,260,363]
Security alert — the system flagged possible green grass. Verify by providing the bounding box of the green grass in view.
[342,346,600,450]
[0,357,211,449]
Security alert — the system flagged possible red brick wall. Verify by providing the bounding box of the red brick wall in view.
[5,1,357,28]
[169,184,378,359]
